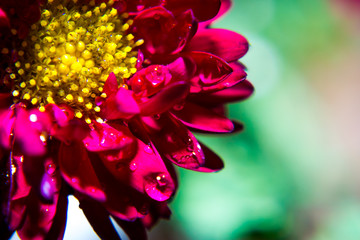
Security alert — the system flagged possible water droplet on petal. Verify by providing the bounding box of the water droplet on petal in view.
[144,145,153,154]
[129,161,137,171]
[144,173,174,201]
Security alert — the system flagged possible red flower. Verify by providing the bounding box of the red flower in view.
[0,0,253,239]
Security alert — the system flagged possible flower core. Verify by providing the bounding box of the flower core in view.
[9,0,143,120]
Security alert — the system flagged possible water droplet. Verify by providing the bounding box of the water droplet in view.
[46,163,56,176]
[129,161,137,171]
[153,114,160,120]
[144,173,174,201]
[144,145,153,154]
[139,203,149,215]
[173,103,184,111]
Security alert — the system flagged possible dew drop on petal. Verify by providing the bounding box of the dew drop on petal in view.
[144,173,174,201]
[144,145,153,154]
[129,161,137,171]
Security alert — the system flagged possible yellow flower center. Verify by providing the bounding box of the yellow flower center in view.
[9,0,143,121]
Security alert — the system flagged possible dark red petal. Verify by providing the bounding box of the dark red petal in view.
[0,8,10,28]
[165,0,221,22]
[124,0,163,12]
[138,81,190,116]
[193,142,224,172]
[113,217,147,240]
[141,201,171,229]
[199,0,231,28]
[171,101,234,133]
[139,113,205,170]
[17,189,58,239]
[103,72,119,96]
[58,142,106,201]
[45,186,68,240]
[79,198,122,240]
[0,93,12,108]
[99,138,175,201]
[84,122,135,152]
[51,119,90,144]
[8,154,31,230]
[132,7,195,59]
[184,51,233,93]
[188,29,249,62]
[191,79,254,104]
[84,153,150,221]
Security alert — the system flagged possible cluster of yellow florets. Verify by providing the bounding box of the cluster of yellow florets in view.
[7,0,143,121]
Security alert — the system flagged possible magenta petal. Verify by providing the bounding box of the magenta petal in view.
[83,123,134,152]
[188,29,249,62]
[193,142,224,172]
[14,108,46,156]
[79,199,122,240]
[58,142,106,201]
[171,102,234,133]
[139,81,190,116]
[0,109,14,149]
[184,51,233,93]
[140,114,205,170]
[191,80,254,104]
[116,88,140,115]
[99,138,175,201]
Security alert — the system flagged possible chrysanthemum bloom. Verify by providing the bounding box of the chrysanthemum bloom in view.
[0,0,253,239]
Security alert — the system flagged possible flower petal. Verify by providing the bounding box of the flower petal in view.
[79,198,122,240]
[138,81,190,116]
[165,0,221,22]
[171,101,234,133]
[188,29,249,62]
[139,114,205,170]
[191,79,254,104]
[99,136,175,201]
[193,142,224,172]
[199,0,231,28]
[0,8,10,28]
[132,6,195,59]
[84,122,135,152]
[184,51,233,93]
[0,109,14,149]
[58,142,106,202]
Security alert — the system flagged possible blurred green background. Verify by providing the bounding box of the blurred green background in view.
[149,0,360,239]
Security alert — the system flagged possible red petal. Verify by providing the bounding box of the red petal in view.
[165,0,221,22]
[188,29,249,62]
[138,81,190,116]
[139,113,205,170]
[199,0,231,28]
[193,142,224,172]
[99,138,175,201]
[83,122,135,152]
[191,79,254,104]
[184,51,233,93]
[103,72,119,96]
[0,8,10,28]
[79,199,122,240]
[14,108,47,156]
[58,142,106,201]
[171,101,234,133]
[0,109,14,149]
[132,7,195,59]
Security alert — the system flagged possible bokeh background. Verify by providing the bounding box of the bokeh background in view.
[10,0,360,239]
